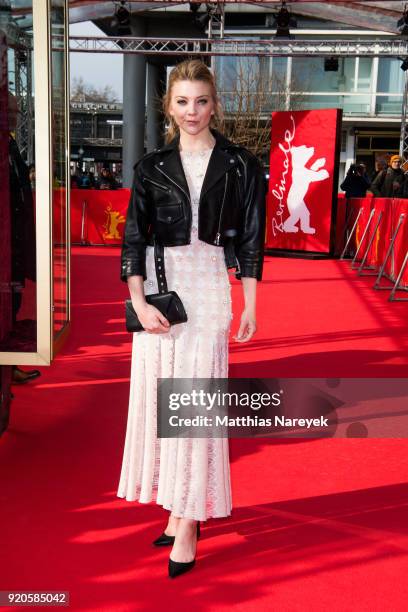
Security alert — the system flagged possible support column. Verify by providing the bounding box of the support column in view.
[146,62,162,152]
[122,17,146,188]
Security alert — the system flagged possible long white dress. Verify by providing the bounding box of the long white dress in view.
[117,146,233,521]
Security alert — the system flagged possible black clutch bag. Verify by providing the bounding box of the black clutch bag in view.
[125,243,188,333]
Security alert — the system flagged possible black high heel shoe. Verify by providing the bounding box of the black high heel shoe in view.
[152,531,175,546]
[168,522,200,578]
[168,556,195,578]
[153,521,200,547]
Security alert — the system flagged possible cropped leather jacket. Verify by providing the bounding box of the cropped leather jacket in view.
[121,127,266,282]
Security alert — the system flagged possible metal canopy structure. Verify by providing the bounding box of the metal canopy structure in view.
[67,1,407,35]
[69,35,408,57]
[66,1,408,160]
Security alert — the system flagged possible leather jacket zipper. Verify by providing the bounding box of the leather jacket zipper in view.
[154,164,192,238]
[215,172,229,246]
[143,177,170,192]
[235,256,241,274]
[154,165,191,204]
[236,153,247,187]
[236,166,243,203]
[234,161,244,274]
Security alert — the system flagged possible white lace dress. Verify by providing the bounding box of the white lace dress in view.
[117,146,233,521]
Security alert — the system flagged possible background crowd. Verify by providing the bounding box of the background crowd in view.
[340,155,408,199]
[71,166,121,190]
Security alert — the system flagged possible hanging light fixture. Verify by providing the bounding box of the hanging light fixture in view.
[398,3,408,36]
[400,56,408,71]
[324,57,339,72]
[273,1,297,39]
[111,1,131,34]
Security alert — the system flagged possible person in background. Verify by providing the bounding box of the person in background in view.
[28,164,35,191]
[340,163,371,198]
[371,155,404,197]
[71,173,79,189]
[8,94,40,384]
[400,160,408,199]
[370,159,387,184]
[78,171,92,189]
[88,171,96,189]
[97,167,117,190]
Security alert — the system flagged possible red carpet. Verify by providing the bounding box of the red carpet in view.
[1,247,408,611]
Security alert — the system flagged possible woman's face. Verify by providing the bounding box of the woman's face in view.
[168,79,215,137]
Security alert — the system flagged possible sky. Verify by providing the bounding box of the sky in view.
[69,21,124,101]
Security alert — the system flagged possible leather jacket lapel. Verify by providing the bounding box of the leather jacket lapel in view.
[200,146,237,197]
[154,147,191,202]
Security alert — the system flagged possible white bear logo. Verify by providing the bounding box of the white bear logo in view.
[283,145,329,234]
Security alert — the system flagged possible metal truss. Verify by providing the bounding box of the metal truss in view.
[207,2,225,71]
[400,72,408,162]
[14,46,34,163]
[6,23,34,162]
[70,34,408,158]
[69,35,408,57]
[207,2,225,39]
[71,137,123,147]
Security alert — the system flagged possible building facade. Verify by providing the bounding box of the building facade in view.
[69,11,405,186]
[70,101,123,182]
[214,16,404,181]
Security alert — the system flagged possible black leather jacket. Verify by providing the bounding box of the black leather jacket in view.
[121,128,266,283]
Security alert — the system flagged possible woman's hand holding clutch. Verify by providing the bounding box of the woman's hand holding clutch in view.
[133,301,171,334]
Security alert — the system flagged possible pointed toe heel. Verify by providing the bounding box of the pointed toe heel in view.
[152,532,176,546]
[154,521,200,547]
[168,557,196,578]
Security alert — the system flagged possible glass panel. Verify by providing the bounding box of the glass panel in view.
[377,58,405,93]
[0,1,37,352]
[216,55,261,93]
[286,94,370,115]
[293,95,341,109]
[217,53,287,114]
[357,58,373,92]
[50,0,68,339]
[71,114,93,139]
[342,94,371,114]
[220,91,286,113]
[291,57,357,93]
[270,57,287,87]
[375,95,403,115]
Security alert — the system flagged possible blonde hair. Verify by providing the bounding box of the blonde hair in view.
[162,59,223,143]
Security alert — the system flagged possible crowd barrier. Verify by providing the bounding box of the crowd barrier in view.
[68,189,408,291]
[338,195,408,292]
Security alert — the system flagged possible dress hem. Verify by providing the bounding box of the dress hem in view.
[116,491,232,521]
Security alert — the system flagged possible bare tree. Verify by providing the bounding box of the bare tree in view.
[71,76,118,103]
[216,58,309,160]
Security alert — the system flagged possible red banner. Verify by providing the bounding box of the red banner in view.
[70,188,130,245]
[365,198,392,271]
[266,109,341,253]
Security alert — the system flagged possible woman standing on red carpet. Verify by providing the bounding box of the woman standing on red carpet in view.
[118,59,266,578]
